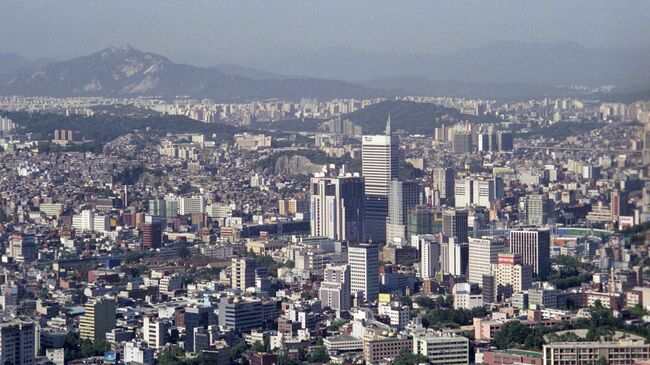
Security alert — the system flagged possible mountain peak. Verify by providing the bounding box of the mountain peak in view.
[108,44,136,53]
[91,45,170,67]
[96,44,152,60]
[0,46,378,100]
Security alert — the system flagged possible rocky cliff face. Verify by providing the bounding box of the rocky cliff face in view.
[274,155,323,176]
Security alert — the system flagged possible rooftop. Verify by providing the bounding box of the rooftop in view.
[501,349,543,358]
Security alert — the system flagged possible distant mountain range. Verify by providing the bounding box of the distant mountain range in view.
[210,63,288,80]
[363,77,587,101]
[1,42,649,102]
[246,42,650,88]
[0,45,382,101]
[0,53,51,74]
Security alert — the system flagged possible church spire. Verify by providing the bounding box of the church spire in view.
[385,114,391,135]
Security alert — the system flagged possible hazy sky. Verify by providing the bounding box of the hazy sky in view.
[2,0,649,65]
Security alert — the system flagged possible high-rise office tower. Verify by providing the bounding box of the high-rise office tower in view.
[468,237,507,286]
[433,167,455,200]
[143,316,170,349]
[492,253,533,299]
[362,117,399,242]
[482,275,496,303]
[452,131,473,154]
[455,176,501,208]
[217,297,264,332]
[497,131,513,151]
[148,198,166,217]
[420,238,441,279]
[526,194,551,226]
[310,174,365,242]
[7,233,36,263]
[509,228,551,279]
[454,178,473,208]
[255,267,271,293]
[80,298,116,342]
[610,190,629,220]
[407,206,443,238]
[179,196,205,215]
[142,221,163,249]
[442,208,469,243]
[477,127,497,152]
[182,305,217,350]
[0,320,35,365]
[319,265,351,310]
[72,209,95,232]
[642,118,650,165]
[473,178,498,208]
[386,180,422,243]
[440,238,469,276]
[487,126,498,150]
[164,197,179,218]
[643,183,650,217]
[348,243,379,303]
[122,185,129,208]
[231,258,256,291]
[478,133,490,152]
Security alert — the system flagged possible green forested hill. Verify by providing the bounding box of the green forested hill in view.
[2,111,244,144]
[342,100,492,134]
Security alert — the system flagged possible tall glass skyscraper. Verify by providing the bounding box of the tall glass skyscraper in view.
[310,174,365,243]
[362,116,399,242]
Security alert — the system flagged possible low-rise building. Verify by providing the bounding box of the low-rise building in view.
[543,340,650,365]
[412,333,469,365]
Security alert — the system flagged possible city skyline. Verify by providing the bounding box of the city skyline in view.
[0,2,649,365]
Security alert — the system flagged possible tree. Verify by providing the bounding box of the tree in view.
[158,346,185,365]
[546,331,582,343]
[130,263,149,277]
[255,255,281,276]
[93,340,111,354]
[523,326,547,349]
[63,331,82,360]
[229,342,247,362]
[586,327,615,342]
[414,296,436,309]
[552,255,583,269]
[309,346,330,363]
[435,295,447,307]
[158,346,203,365]
[327,320,346,331]
[277,355,301,365]
[627,305,648,319]
[493,321,530,350]
[80,340,93,358]
[422,307,488,329]
[124,252,143,264]
[251,341,265,353]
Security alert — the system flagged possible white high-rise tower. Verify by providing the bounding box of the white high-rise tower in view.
[348,243,379,303]
[362,116,399,242]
